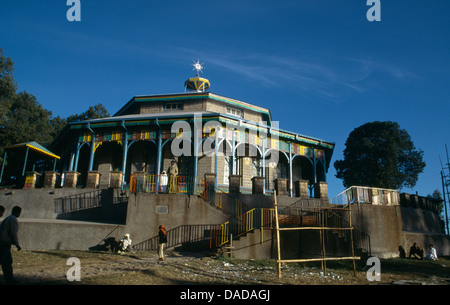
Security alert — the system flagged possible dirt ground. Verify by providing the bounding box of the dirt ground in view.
[2,248,450,286]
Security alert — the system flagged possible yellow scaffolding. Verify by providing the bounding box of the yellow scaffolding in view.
[274,190,359,279]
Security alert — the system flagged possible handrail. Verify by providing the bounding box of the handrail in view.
[129,174,205,196]
[201,180,249,217]
[133,224,219,251]
[54,189,128,214]
[210,208,275,248]
[330,185,400,206]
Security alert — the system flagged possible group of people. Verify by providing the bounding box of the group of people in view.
[409,242,439,261]
[0,205,22,284]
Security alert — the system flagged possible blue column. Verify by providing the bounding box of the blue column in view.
[214,131,218,187]
[22,146,30,177]
[88,124,95,171]
[232,129,236,175]
[289,142,293,197]
[262,136,266,192]
[121,132,129,188]
[74,142,81,172]
[193,114,200,195]
[0,151,7,184]
[156,119,162,193]
[69,140,76,171]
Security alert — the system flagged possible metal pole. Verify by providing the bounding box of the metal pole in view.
[156,119,162,193]
[274,190,282,279]
[441,171,449,234]
[0,151,7,184]
[289,142,293,197]
[349,206,357,276]
[22,146,29,176]
[193,115,200,195]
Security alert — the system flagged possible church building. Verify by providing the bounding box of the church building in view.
[21,62,336,198]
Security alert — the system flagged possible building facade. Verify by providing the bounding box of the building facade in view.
[50,72,335,197]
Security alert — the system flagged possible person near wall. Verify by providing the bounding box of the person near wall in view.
[158,225,167,261]
[0,206,22,284]
[160,171,168,193]
[409,243,423,260]
[118,233,132,253]
[168,160,178,193]
[425,244,438,260]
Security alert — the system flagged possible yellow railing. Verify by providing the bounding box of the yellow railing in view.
[210,208,275,248]
[129,174,205,195]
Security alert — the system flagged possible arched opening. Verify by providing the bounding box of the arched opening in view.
[126,141,157,180]
[76,143,90,186]
[94,142,123,172]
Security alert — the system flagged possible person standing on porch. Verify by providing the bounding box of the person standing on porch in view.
[168,160,178,193]
[160,171,168,193]
[158,225,167,261]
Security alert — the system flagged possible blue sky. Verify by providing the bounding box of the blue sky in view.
[1,0,449,200]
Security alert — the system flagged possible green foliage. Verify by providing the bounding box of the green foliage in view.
[0,49,109,184]
[334,121,426,190]
[66,103,110,123]
[0,48,109,149]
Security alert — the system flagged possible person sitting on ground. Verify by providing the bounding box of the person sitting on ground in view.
[118,234,132,253]
[425,244,438,260]
[409,243,423,260]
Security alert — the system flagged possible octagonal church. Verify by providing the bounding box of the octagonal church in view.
[48,64,334,198]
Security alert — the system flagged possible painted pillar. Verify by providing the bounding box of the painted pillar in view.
[156,119,162,193]
[214,131,218,187]
[0,151,7,184]
[193,115,200,195]
[121,129,129,188]
[262,136,266,192]
[22,146,30,177]
[88,126,95,171]
[289,142,293,197]
[74,142,81,172]
[232,129,236,175]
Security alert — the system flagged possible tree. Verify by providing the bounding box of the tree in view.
[334,121,426,190]
[0,50,111,186]
[66,103,109,123]
[427,189,444,218]
[0,49,110,148]
[1,91,54,146]
[0,49,17,140]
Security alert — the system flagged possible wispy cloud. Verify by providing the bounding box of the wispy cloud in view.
[180,48,416,103]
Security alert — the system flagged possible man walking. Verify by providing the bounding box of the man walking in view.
[0,206,22,284]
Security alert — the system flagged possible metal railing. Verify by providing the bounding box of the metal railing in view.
[54,189,128,213]
[133,224,218,251]
[210,208,275,248]
[200,180,248,217]
[129,174,205,196]
[331,186,400,206]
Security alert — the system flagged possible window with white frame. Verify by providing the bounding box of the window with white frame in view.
[226,107,243,118]
[165,102,183,111]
